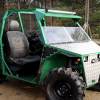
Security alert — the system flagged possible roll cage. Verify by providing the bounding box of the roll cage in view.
[0,8,81,44]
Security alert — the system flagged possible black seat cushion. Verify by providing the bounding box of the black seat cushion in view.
[9,55,40,65]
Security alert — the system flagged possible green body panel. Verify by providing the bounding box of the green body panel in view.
[40,53,68,81]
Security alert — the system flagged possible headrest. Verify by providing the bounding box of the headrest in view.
[9,20,19,31]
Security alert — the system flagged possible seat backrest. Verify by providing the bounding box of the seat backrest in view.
[6,20,29,58]
[6,31,29,58]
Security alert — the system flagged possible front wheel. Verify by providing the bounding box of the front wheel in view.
[44,68,85,100]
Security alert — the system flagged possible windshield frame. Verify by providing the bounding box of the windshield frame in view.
[76,22,91,41]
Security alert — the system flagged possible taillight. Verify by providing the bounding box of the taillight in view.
[98,54,100,61]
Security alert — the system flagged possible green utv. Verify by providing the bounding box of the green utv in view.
[0,8,100,100]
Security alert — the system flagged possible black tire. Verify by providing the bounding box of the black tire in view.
[44,68,85,100]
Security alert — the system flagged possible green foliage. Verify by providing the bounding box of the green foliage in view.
[95,26,100,34]
[96,0,100,4]
[91,11,100,21]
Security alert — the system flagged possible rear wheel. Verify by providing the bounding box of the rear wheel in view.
[44,68,85,100]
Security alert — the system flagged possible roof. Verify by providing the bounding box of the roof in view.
[5,8,81,19]
[45,12,81,19]
[36,9,82,19]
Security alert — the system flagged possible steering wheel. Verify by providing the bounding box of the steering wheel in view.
[26,30,39,42]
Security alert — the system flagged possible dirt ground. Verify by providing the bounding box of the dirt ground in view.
[0,80,100,100]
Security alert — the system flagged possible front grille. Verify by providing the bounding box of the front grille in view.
[83,54,100,87]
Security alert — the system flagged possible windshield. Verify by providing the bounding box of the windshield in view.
[43,26,90,44]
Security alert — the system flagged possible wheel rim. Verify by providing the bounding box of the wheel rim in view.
[54,81,72,98]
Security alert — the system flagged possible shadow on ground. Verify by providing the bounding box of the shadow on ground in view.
[0,80,45,100]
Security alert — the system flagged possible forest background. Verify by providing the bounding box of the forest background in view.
[0,0,100,38]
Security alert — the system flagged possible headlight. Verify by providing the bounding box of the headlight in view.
[98,54,100,60]
[83,56,88,62]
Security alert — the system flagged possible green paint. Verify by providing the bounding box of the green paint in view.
[40,54,68,81]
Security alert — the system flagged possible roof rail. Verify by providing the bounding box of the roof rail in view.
[48,9,76,15]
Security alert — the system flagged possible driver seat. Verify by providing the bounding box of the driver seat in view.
[6,20,40,66]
